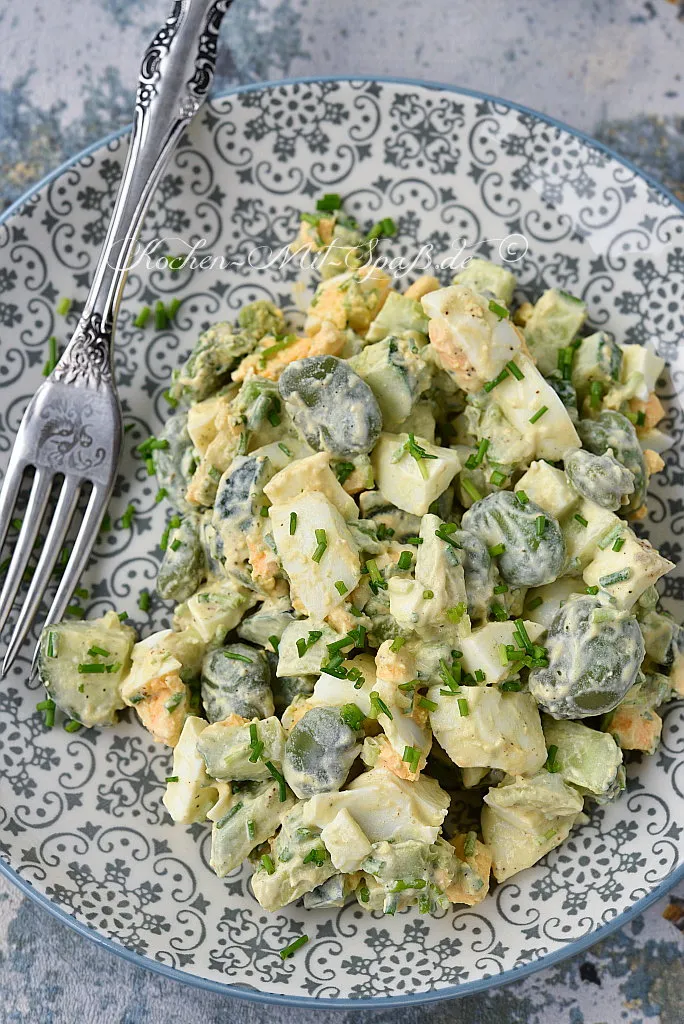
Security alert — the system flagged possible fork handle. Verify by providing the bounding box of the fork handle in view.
[54,0,232,390]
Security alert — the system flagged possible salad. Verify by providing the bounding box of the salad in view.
[36,198,683,920]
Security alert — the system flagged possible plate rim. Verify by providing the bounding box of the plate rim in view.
[0,73,682,1009]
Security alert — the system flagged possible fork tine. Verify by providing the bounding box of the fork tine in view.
[38,482,109,635]
[1,475,82,675]
[0,468,53,636]
[0,450,28,562]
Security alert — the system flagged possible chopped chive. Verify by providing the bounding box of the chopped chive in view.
[224,651,253,663]
[296,630,323,658]
[365,558,387,593]
[279,935,309,960]
[259,505,269,518]
[394,433,438,480]
[134,306,151,328]
[65,605,84,619]
[535,515,546,537]
[369,690,392,720]
[598,524,623,550]
[490,602,508,622]
[162,389,178,408]
[526,596,543,611]
[598,568,632,587]
[340,703,365,731]
[120,503,136,529]
[488,543,506,557]
[43,335,59,376]
[247,820,256,840]
[402,745,421,774]
[334,580,348,595]
[515,490,529,505]
[422,589,434,600]
[590,380,604,409]
[439,658,461,692]
[488,299,509,320]
[405,535,423,546]
[473,438,490,465]
[462,478,483,503]
[265,761,288,801]
[138,590,150,612]
[473,669,485,682]
[312,528,328,563]
[56,297,71,316]
[397,551,413,570]
[490,469,507,487]
[333,461,355,485]
[118,612,129,622]
[484,367,510,392]
[170,538,182,551]
[164,692,183,711]
[216,802,244,828]
[457,698,469,716]
[573,513,588,527]
[506,359,524,380]
[390,636,406,653]
[445,602,467,624]
[585,585,599,595]
[37,698,56,728]
[367,217,396,240]
[529,406,548,424]
[612,537,625,552]
[261,854,275,874]
[493,583,508,595]
[154,300,169,330]
[316,193,342,211]
[87,645,109,657]
[501,679,523,692]
[464,831,478,858]
[545,744,561,773]
[268,635,279,653]
[167,298,181,321]
[155,487,168,504]
[302,846,327,866]
[289,511,297,535]
[499,643,509,666]
[514,618,533,652]
[416,695,438,712]
[261,335,297,364]
[636,410,646,427]
[435,523,462,549]
[165,776,180,783]
[249,723,265,763]
[47,632,58,658]
[64,719,82,733]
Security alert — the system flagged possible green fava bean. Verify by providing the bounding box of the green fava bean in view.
[461,491,565,588]
[577,410,647,514]
[283,706,363,798]
[529,595,644,718]
[279,355,382,457]
[201,643,274,722]
[157,513,205,602]
[564,447,635,511]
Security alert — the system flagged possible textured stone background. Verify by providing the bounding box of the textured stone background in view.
[1,0,684,1021]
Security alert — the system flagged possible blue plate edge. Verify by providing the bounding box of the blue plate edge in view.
[0,72,683,1009]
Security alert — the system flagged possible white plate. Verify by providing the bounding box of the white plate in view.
[0,77,683,1008]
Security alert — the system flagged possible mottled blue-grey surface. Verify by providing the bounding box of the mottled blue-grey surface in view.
[1,0,684,1022]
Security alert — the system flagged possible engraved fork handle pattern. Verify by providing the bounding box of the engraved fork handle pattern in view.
[53,0,232,391]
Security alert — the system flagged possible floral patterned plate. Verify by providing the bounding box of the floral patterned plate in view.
[1,77,684,1008]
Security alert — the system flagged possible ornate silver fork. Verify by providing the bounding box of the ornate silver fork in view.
[0,0,232,674]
